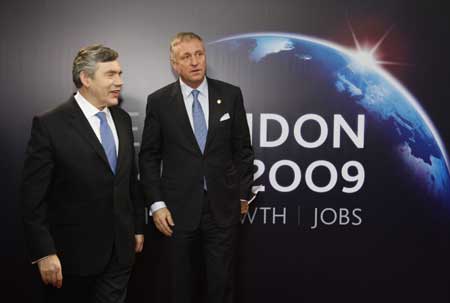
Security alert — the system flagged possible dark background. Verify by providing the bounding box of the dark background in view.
[1,0,449,302]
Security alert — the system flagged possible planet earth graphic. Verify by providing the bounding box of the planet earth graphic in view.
[207,33,450,203]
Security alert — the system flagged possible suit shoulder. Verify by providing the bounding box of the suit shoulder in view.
[147,82,177,102]
[208,78,241,92]
[27,98,74,137]
[36,98,74,122]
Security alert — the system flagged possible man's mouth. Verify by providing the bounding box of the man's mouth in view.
[110,90,121,97]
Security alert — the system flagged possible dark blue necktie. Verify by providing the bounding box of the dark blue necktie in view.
[96,112,117,174]
[192,89,207,153]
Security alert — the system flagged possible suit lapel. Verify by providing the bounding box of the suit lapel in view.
[205,79,221,153]
[67,98,111,171]
[110,107,127,176]
[170,81,203,155]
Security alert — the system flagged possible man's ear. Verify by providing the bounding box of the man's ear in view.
[80,70,91,88]
[170,60,179,74]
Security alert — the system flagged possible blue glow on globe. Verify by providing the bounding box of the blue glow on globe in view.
[209,33,450,201]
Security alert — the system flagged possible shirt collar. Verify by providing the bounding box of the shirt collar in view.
[179,77,208,100]
[74,91,110,119]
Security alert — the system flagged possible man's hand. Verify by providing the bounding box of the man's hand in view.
[135,234,144,253]
[37,254,63,288]
[153,207,174,236]
[240,200,249,214]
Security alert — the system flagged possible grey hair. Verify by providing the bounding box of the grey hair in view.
[72,44,118,88]
[169,32,203,62]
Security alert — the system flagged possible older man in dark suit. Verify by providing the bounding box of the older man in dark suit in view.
[21,45,144,303]
[139,32,254,303]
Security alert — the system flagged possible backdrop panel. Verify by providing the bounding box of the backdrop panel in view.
[1,1,449,302]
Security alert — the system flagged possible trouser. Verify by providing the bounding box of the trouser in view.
[44,245,132,303]
[165,191,238,303]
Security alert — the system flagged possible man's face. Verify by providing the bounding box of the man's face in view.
[83,60,123,108]
[171,38,206,88]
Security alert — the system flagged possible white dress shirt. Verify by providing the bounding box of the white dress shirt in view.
[180,77,209,129]
[149,78,209,214]
[74,91,119,155]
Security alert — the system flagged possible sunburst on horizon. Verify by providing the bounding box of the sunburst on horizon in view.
[347,21,409,69]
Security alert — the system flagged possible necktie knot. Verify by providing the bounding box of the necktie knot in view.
[96,111,107,122]
[192,89,200,100]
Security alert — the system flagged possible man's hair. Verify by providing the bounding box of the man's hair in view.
[72,44,118,88]
[170,32,203,62]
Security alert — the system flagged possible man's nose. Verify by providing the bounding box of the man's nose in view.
[191,56,198,66]
[115,75,124,86]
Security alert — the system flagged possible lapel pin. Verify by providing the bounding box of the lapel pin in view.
[217,99,222,104]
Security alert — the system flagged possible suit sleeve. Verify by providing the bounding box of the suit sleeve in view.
[139,95,163,205]
[20,116,57,262]
[231,88,255,200]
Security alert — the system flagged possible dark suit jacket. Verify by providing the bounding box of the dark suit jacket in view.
[21,97,144,276]
[139,78,254,230]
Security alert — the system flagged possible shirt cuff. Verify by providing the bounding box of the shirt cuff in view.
[241,185,265,204]
[149,201,167,216]
[32,255,51,265]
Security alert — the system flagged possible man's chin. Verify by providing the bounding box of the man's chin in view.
[188,76,205,85]
[106,97,119,107]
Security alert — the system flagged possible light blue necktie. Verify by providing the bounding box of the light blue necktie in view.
[192,89,207,153]
[96,112,117,174]
[192,89,208,189]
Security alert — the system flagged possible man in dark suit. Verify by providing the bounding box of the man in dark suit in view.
[21,45,144,303]
[139,32,254,303]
